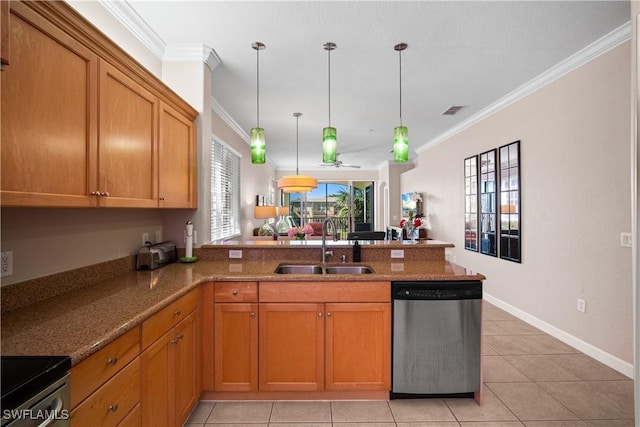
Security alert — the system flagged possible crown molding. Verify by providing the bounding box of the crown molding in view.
[163,44,222,70]
[416,21,632,154]
[211,96,250,144]
[98,0,165,59]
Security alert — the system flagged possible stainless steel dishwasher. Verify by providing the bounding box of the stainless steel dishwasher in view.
[391,280,482,397]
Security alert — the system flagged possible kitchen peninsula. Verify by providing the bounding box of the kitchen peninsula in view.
[1,240,485,425]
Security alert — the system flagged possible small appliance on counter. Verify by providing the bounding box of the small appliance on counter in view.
[135,241,178,270]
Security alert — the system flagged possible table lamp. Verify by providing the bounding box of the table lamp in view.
[276,206,290,234]
[254,205,277,236]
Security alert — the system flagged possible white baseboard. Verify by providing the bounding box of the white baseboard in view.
[484,293,633,379]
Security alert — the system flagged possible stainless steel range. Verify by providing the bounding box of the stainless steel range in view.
[1,356,71,427]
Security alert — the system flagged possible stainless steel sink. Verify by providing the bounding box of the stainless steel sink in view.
[274,264,323,274]
[274,263,375,275]
[324,265,374,275]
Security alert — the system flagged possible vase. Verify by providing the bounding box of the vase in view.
[295,234,306,241]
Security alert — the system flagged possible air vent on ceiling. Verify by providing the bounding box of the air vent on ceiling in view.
[442,105,465,116]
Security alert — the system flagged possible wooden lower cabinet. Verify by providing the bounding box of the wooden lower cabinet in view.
[140,310,198,427]
[214,302,258,391]
[258,302,390,391]
[259,303,325,391]
[325,303,391,391]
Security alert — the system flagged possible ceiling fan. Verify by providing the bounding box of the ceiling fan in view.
[318,153,361,169]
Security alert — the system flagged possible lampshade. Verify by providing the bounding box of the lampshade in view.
[250,127,265,164]
[278,175,318,193]
[393,43,409,163]
[250,42,266,164]
[278,112,318,193]
[254,205,277,219]
[277,206,289,216]
[322,127,337,163]
[322,42,337,164]
[393,125,409,163]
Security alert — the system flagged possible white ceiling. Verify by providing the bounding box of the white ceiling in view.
[123,1,630,172]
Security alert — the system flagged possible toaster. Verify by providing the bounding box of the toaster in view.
[136,241,178,270]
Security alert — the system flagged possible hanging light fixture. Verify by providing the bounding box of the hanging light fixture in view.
[393,42,409,163]
[250,41,266,164]
[322,42,337,164]
[278,113,318,193]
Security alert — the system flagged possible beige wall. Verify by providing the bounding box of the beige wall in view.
[404,42,633,372]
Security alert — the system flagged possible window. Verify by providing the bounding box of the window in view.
[211,137,241,240]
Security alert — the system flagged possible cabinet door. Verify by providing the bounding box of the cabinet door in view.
[259,303,324,391]
[1,3,98,207]
[158,101,197,208]
[98,59,158,207]
[174,311,199,427]
[214,303,258,391]
[140,330,172,427]
[325,303,391,391]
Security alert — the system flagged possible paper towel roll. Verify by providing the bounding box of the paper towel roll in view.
[185,221,193,258]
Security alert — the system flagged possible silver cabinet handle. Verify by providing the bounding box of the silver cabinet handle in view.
[250,312,256,318]
[106,357,118,365]
[176,333,184,340]
[318,312,323,318]
[327,312,332,317]
[101,191,110,197]
[171,338,178,344]
[232,290,239,296]
[159,197,165,200]
[108,404,119,412]
[174,309,181,316]
[91,191,100,196]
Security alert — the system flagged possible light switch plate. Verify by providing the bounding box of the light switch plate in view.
[229,250,243,259]
[620,232,632,247]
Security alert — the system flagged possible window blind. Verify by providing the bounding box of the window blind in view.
[211,138,241,240]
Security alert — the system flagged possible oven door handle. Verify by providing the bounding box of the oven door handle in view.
[37,396,63,427]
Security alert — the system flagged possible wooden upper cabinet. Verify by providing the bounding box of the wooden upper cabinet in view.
[1,1,198,209]
[1,2,98,207]
[98,59,158,208]
[158,101,197,208]
[1,0,9,67]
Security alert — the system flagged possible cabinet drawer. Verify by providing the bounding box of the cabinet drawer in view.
[141,288,199,349]
[70,327,139,408]
[259,281,390,303]
[71,358,140,427]
[215,282,257,302]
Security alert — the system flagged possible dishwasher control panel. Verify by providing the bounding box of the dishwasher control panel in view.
[392,280,482,300]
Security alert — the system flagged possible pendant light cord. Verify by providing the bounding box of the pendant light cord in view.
[328,48,331,127]
[296,115,299,175]
[256,47,260,128]
[399,48,403,126]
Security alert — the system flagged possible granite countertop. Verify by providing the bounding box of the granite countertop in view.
[0,258,484,365]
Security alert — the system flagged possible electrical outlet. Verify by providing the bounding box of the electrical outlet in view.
[577,298,586,313]
[391,249,404,259]
[620,232,632,247]
[229,250,243,259]
[1,251,13,277]
[142,233,149,245]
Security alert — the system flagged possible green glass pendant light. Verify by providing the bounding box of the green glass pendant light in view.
[250,42,266,164]
[393,43,409,163]
[322,42,337,164]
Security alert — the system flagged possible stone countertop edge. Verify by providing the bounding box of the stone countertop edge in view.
[0,259,484,366]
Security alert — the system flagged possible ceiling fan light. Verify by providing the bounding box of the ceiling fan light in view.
[277,175,318,193]
[250,127,266,164]
[393,126,409,163]
[322,127,337,163]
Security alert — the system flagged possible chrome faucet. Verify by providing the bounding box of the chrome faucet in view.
[321,217,338,263]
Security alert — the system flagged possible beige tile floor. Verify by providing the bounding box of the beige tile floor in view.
[185,301,634,426]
